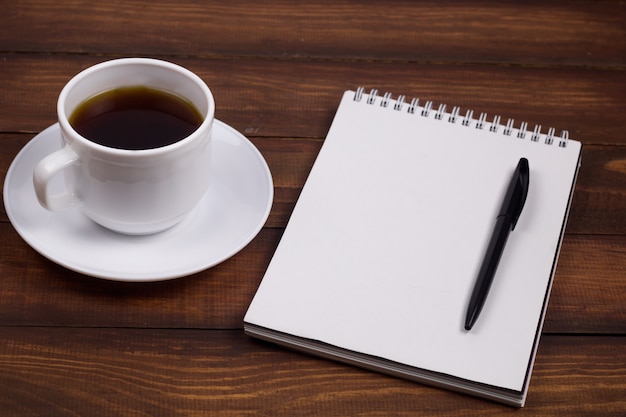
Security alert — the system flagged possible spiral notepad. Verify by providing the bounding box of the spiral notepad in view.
[245,88,582,407]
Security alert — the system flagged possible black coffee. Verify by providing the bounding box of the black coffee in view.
[69,86,203,150]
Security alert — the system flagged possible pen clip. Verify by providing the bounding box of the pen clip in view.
[509,158,530,230]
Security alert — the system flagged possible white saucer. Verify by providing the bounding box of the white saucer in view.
[3,121,273,282]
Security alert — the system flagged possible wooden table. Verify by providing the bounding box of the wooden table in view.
[1,1,624,415]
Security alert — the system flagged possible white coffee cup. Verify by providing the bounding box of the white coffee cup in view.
[33,58,215,235]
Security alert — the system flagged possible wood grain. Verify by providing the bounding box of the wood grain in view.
[3,135,625,233]
[0,222,623,334]
[1,1,624,414]
[1,1,623,67]
[0,328,624,416]
[1,55,624,145]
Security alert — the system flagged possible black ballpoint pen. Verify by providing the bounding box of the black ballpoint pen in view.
[464,158,530,331]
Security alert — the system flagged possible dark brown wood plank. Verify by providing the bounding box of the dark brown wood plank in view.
[568,145,626,235]
[3,134,625,234]
[1,1,624,67]
[546,235,626,334]
[0,328,624,416]
[0,224,280,330]
[0,217,623,334]
[1,55,624,145]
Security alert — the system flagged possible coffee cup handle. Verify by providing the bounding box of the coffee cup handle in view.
[33,145,81,211]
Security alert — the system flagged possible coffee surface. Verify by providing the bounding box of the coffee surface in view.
[70,86,203,150]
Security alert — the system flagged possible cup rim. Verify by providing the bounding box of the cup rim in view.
[57,57,215,157]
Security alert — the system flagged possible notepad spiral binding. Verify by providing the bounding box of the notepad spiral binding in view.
[354,87,570,148]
